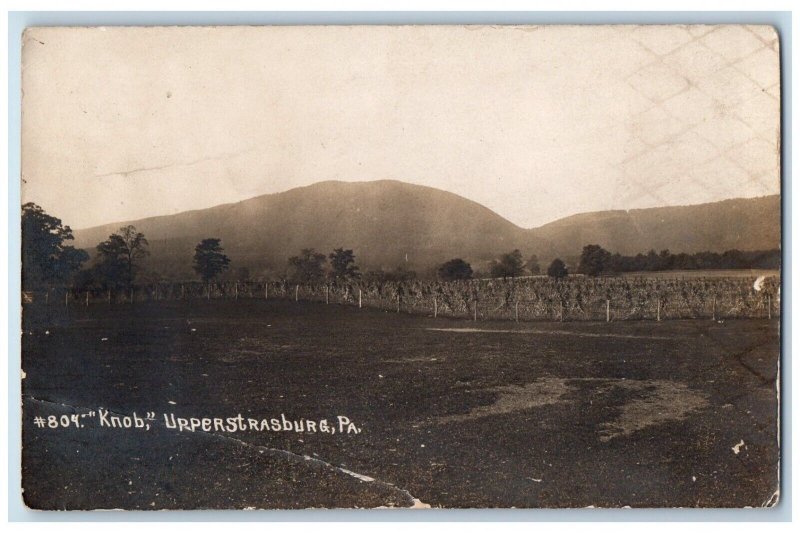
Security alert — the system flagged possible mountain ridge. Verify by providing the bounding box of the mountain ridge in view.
[71,180,780,277]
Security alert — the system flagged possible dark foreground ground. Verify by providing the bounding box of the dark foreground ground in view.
[21,299,780,509]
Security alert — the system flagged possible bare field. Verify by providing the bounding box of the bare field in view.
[21,300,780,509]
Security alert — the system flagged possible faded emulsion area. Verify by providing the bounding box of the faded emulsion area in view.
[19,25,780,510]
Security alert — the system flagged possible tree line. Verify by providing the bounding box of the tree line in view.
[21,203,780,292]
[576,244,780,276]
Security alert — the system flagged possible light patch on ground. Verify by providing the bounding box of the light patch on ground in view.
[384,357,441,364]
[338,467,375,482]
[431,377,709,441]
[597,380,710,442]
[426,327,670,340]
[732,439,745,454]
[435,378,572,424]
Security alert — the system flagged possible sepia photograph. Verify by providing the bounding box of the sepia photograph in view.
[19,23,781,510]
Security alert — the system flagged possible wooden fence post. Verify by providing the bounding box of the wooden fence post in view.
[559,300,563,322]
[208,283,211,300]
[181,284,185,300]
[45,290,49,305]
[606,299,610,322]
[768,295,772,319]
[265,283,269,300]
[108,289,111,304]
[295,285,299,302]
[657,297,661,322]
[86,292,89,307]
[396,293,400,313]
[65,291,68,307]
[712,295,716,321]
[434,296,437,318]
[325,285,329,304]
[359,289,362,309]
[473,300,477,321]
[515,301,519,323]
[235,282,239,300]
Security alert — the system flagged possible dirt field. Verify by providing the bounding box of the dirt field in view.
[21,300,780,509]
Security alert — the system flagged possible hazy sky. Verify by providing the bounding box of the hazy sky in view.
[21,25,780,229]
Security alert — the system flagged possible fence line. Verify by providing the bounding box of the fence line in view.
[23,276,781,322]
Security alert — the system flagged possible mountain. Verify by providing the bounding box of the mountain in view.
[72,180,540,277]
[534,195,781,259]
[72,180,780,278]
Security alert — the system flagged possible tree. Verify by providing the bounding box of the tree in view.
[391,266,417,282]
[547,258,568,279]
[21,203,88,289]
[526,254,541,275]
[96,225,149,288]
[288,248,327,283]
[490,249,525,279]
[658,249,674,270]
[578,244,611,276]
[193,238,231,281]
[328,248,360,281]
[363,267,418,283]
[437,258,473,281]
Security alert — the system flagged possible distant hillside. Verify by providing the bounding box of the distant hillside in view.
[72,180,780,278]
[533,195,780,258]
[73,180,542,277]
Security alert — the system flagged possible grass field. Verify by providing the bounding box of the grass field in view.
[21,300,780,509]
